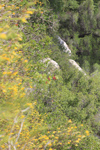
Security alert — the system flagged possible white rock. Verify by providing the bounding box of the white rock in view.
[42,58,60,70]
[57,36,71,56]
[69,59,86,75]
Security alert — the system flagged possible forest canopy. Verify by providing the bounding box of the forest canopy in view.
[1,0,100,149]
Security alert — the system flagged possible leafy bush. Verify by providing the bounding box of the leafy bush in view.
[1,0,100,150]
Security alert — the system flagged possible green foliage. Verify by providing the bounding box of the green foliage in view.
[48,0,79,12]
[1,0,100,149]
[74,136,100,150]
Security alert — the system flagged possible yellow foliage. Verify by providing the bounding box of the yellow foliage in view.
[0,33,7,39]
[26,10,33,14]
[0,1,89,150]
[85,130,89,136]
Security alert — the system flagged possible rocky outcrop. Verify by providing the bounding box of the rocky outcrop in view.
[69,59,86,75]
[42,58,60,74]
[42,58,60,69]
[41,36,86,75]
[57,36,71,56]
[56,36,86,75]
[42,57,86,75]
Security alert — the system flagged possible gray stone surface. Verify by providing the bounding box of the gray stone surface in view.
[57,36,71,56]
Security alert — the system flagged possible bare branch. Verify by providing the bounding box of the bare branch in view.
[44,140,53,150]
[21,107,30,113]
[8,114,20,150]
[15,118,25,143]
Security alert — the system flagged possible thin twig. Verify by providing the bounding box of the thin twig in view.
[15,118,25,143]
[8,107,31,149]
[44,140,53,150]
[21,107,30,113]
[8,114,19,150]
[22,143,27,150]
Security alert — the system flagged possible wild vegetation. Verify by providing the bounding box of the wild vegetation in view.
[1,0,100,149]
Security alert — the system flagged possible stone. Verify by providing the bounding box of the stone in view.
[42,58,60,74]
[57,36,71,56]
[69,59,86,75]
